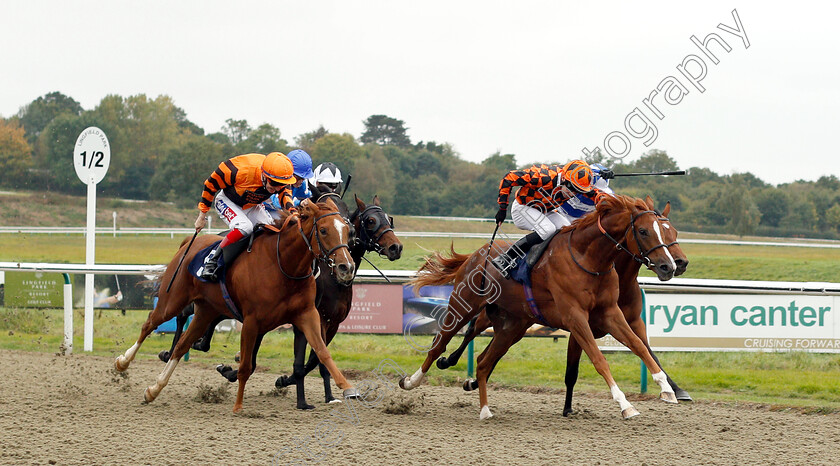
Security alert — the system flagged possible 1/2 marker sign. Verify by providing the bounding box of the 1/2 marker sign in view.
[73,126,110,184]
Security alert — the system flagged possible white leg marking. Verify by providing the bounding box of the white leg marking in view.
[480,405,493,420]
[402,368,426,390]
[610,384,634,412]
[652,370,678,403]
[652,221,676,269]
[147,358,180,401]
[115,342,140,370]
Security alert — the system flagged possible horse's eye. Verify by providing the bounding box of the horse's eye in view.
[639,228,649,236]
[320,228,327,235]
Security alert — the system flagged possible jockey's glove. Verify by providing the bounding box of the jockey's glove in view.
[495,208,507,224]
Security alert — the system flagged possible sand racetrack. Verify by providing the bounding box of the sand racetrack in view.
[2,349,839,465]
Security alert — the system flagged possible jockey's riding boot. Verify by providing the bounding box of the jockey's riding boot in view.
[490,232,543,279]
[200,228,246,281]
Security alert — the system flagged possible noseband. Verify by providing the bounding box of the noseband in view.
[275,211,351,280]
[349,205,395,257]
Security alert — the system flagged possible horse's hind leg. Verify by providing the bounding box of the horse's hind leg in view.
[438,312,491,370]
[116,292,191,372]
[291,326,315,410]
[627,316,691,401]
[144,307,217,403]
[158,308,190,363]
[604,308,677,404]
[400,295,481,390]
[562,335,584,416]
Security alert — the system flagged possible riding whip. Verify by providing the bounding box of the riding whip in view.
[479,221,502,293]
[613,170,686,177]
[166,228,199,293]
[340,174,353,199]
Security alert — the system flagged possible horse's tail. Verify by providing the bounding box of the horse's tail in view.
[408,243,472,295]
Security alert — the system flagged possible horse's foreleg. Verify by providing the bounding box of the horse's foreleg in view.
[439,312,490,370]
[317,324,341,404]
[562,334,583,417]
[158,310,189,363]
[605,308,677,404]
[568,313,639,419]
[294,307,357,398]
[233,318,259,413]
[291,326,315,410]
[627,316,691,401]
[144,307,216,403]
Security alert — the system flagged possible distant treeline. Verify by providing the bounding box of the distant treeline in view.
[2,92,839,239]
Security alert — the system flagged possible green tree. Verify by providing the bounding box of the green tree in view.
[311,133,363,174]
[350,146,397,204]
[238,123,288,154]
[222,119,251,146]
[754,189,789,227]
[294,125,329,153]
[16,91,83,144]
[360,114,411,147]
[826,204,840,233]
[717,183,761,236]
[150,134,226,208]
[0,118,34,188]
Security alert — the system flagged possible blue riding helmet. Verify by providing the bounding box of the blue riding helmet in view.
[287,149,314,179]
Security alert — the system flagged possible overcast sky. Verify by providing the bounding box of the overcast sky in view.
[2,1,838,185]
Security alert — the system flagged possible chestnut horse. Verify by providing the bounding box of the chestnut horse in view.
[115,199,358,412]
[434,197,691,415]
[400,195,679,419]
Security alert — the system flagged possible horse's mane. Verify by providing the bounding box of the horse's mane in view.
[559,194,646,233]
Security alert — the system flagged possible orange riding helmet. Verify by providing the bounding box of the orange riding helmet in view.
[561,160,594,193]
[262,152,296,184]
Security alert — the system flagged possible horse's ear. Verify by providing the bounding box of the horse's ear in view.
[324,196,338,211]
[662,201,671,217]
[299,198,317,219]
[373,195,380,206]
[310,183,323,201]
[644,195,654,210]
[355,193,366,210]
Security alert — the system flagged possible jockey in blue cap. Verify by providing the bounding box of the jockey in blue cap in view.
[265,149,314,214]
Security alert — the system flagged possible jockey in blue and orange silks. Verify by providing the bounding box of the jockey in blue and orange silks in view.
[194,152,297,281]
[491,159,614,278]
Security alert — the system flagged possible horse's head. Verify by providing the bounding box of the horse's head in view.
[351,194,403,261]
[644,195,688,276]
[595,195,677,281]
[298,198,355,284]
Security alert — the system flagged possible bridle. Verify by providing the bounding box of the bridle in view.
[349,205,395,257]
[569,208,672,276]
[275,210,351,280]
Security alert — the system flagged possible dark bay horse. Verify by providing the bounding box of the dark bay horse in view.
[434,197,691,415]
[400,195,679,419]
[115,199,358,412]
[272,193,403,409]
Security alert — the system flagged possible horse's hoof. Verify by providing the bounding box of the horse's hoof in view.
[114,356,129,372]
[660,391,679,404]
[275,375,292,388]
[232,404,243,413]
[234,351,240,363]
[674,389,693,401]
[463,379,478,392]
[342,388,361,399]
[297,403,316,410]
[479,405,493,420]
[621,407,640,419]
[436,357,451,370]
[562,408,574,417]
[143,387,156,403]
[398,377,409,390]
[158,350,170,363]
[327,399,342,404]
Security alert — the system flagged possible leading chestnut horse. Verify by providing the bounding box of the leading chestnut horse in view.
[115,199,359,412]
[434,196,691,415]
[400,194,679,420]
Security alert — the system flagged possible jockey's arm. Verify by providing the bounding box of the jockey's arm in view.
[497,167,537,209]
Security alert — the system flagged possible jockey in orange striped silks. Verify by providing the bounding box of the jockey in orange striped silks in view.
[194,152,297,281]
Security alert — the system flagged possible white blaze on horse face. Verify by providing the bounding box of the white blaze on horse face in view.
[652,220,676,269]
[333,217,348,245]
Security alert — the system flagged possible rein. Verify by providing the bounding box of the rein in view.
[568,208,667,276]
[275,211,351,280]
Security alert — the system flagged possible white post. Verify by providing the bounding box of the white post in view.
[112,211,117,237]
[84,180,96,351]
[63,278,73,355]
